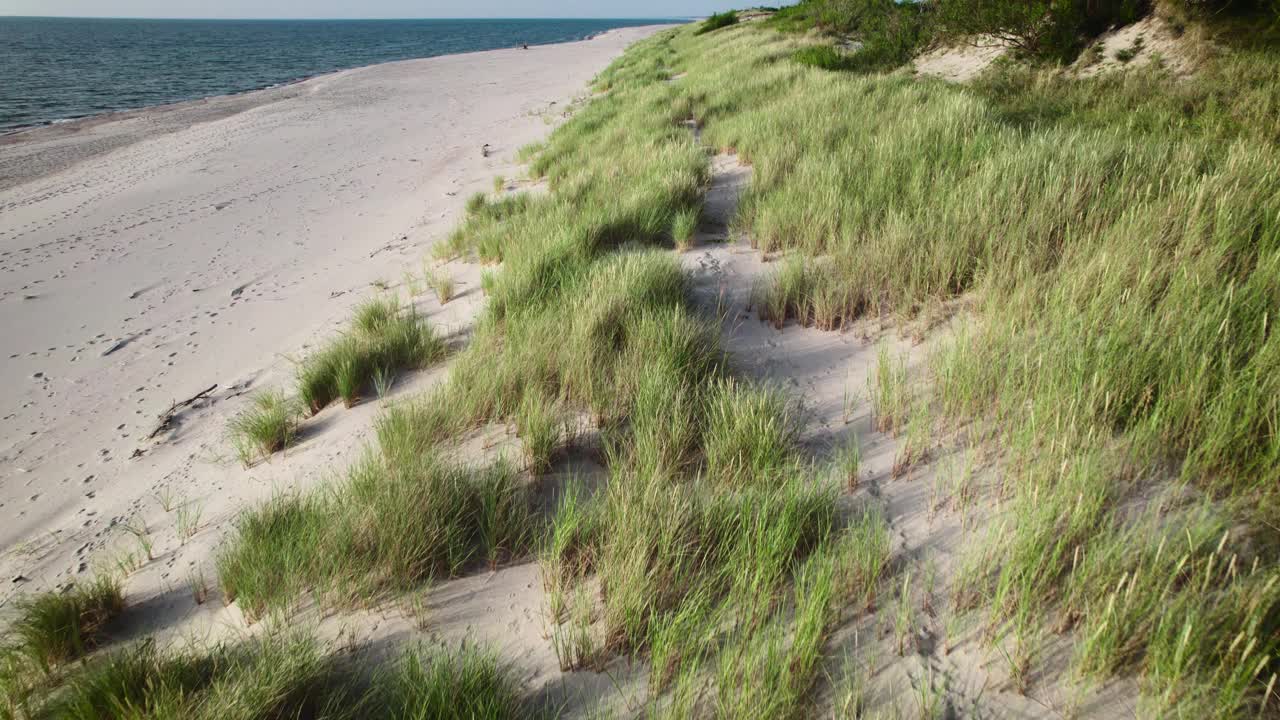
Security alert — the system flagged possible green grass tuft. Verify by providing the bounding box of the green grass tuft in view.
[515,390,562,474]
[296,297,444,414]
[228,391,299,465]
[216,450,534,618]
[671,206,699,251]
[8,576,124,672]
[702,378,800,486]
[382,644,526,720]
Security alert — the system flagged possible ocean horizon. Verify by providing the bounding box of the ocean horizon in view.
[0,16,682,132]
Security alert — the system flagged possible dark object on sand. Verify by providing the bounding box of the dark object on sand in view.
[523,43,529,50]
[482,143,491,158]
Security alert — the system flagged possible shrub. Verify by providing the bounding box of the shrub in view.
[697,11,739,35]
[773,0,934,71]
[934,0,1149,63]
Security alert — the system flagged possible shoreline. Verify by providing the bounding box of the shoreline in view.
[0,23,678,142]
[0,24,680,190]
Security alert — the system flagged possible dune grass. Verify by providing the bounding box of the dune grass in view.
[296,296,444,413]
[7,576,124,673]
[2,631,527,720]
[210,27,901,717]
[39,634,363,720]
[383,644,526,720]
[204,16,1280,715]
[669,18,1279,715]
[216,450,532,618]
[427,270,454,304]
[792,45,860,72]
[228,391,298,465]
[671,206,699,251]
[1,577,125,717]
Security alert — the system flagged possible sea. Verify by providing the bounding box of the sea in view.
[0,17,678,132]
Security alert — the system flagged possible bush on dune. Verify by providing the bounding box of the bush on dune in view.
[697,11,739,35]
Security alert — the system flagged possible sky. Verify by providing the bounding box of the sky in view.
[0,0,753,19]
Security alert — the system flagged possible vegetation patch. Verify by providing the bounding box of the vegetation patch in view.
[4,577,124,673]
[217,27,903,717]
[677,13,1279,715]
[383,644,526,719]
[296,296,444,413]
[216,450,531,618]
[42,9,1278,717]
[2,632,528,720]
[696,11,739,36]
[792,44,860,71]
[228,391,299,465]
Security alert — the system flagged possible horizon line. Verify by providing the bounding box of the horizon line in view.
[0,14,695,21]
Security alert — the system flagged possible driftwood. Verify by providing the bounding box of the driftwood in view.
[101,334,138,357]
[148,384,218,440]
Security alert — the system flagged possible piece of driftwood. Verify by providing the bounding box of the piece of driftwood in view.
[148,384,218,440]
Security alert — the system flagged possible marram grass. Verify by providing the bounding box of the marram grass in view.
[296,296,444,414]
[197,15,1280,718]
[671,19,1280,715]
[228,391,298,465]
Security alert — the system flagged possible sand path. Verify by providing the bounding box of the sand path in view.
[0,25,671,597]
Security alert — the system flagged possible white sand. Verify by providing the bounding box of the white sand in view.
[914,35,1008,83]
[0,25,671,601]
[1076,15,1200,78]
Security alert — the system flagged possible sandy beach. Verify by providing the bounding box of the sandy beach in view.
[0,24,669,600]
[3,5,1269,715]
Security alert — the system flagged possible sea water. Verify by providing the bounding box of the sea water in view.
[0,17,675,131]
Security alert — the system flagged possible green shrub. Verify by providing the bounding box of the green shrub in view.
[772,0,933,71]
[934,0,1149,62]
[697,11,739,35]
[793,44,859,71]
